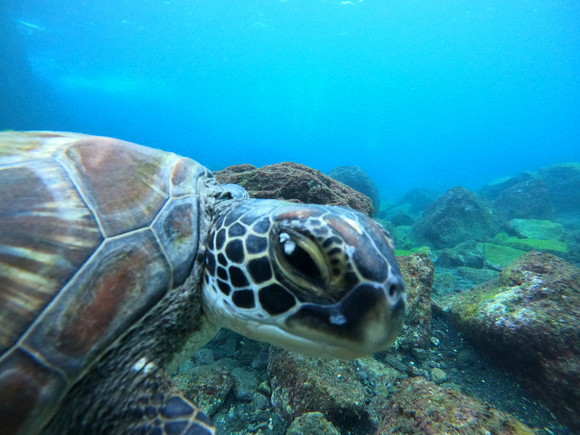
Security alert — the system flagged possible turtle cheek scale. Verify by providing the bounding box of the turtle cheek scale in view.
[203,199,407,359]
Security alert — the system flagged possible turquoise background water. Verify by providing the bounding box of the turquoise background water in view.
[3,0,580,199]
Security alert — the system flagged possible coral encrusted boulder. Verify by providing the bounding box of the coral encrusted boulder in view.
[433,252,580,431]
[412,187,505,249]
[215,162,373,215]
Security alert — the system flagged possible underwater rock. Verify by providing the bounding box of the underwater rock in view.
[433,252,580,431]
[374,377,534,434]
[482,163,580,218]
[394,254,434,350]
[174,362,233,416]
[390,210,415,226]
[215,162,373,215]
[456,266,499,286]
[327,165,380,211]
[480,242,528,270]
[435,240,485,269]
[412,187,505,250]
[399,188,440,214]
[268,348,380,434]
[430,367,447,384]
[286,412,341,435]
[432,270,458,295]
[480,172,536,200]
[493,178,554,220]
[509,218,565,241]
[538,163,580,215]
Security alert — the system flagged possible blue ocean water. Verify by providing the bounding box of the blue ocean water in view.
[2,0,579,200]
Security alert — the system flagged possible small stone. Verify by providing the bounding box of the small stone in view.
[287,412,340,435]
[430,337,440,346]
[411,348,428,361]
[431,368,448,384]
[257,381,271,397]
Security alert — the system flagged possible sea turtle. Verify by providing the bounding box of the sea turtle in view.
[0,131,406,434]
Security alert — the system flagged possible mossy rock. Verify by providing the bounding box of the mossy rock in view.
[493,233,568,253]
[505,237,568,253]
[509,219,565,240]
[482,243,526,268]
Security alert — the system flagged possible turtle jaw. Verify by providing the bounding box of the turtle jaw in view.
[202,279,405,360]
[284,281,406,358]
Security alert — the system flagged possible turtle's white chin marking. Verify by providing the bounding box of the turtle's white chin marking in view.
[203,200,406,359]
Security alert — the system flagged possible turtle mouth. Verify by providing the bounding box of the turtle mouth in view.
[204,279,406,360]
[283,281,406,358]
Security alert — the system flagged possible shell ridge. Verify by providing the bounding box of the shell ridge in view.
[150,224,175,291]
[18,344,69,382]
[17,227,171,376]
[3,236,109,362]
[54,151,107,238]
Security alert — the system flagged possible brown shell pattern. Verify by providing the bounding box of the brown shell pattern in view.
[0,131,211,432]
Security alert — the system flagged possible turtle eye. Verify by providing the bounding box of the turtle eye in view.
[279,232,323,282]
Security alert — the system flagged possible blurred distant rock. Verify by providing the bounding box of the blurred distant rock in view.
[538,163,580,215]
[327,165,380,211]
[481,163,580,218]
[215,162,373,215]
[434,252,580,431]
[493,178,554,220]
[374,377,535,434]
[399,188,440,215]
[390,210,415,226]
[435,240,485,269]
[412,187,505,250]
[480,172,536,200]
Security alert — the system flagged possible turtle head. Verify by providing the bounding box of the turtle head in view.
[202,199,405,359]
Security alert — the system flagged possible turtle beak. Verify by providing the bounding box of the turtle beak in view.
[285,279,406,358]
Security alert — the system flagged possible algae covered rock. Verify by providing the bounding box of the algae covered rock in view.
[374,377,534,434]
[508,218,565,240]
[412,187,505,249]
[327,165,380,211]
[436,240,485,268]
[268,348,379,433]
[215,162,373,215]
[433,252,580,431]
[493,178,554,220]
[395,253,434,350]
[538,163,580,215]
[481,242,527,269]
[287,412,340,435]
[174,362,233,416]
[480,171,535,200]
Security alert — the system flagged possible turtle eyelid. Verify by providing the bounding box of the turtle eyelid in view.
[279,233,323,282]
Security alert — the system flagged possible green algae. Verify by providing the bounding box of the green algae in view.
[395,246,431,256]
[482,243,526,268]
[505,237,568,253]
[493,232,568,253]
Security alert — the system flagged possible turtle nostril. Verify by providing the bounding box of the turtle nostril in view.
[386,280,405,306]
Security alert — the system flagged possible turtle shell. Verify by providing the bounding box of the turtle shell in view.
[0,131,215,434]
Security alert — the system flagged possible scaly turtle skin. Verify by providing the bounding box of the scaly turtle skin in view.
[0,131,405,434]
